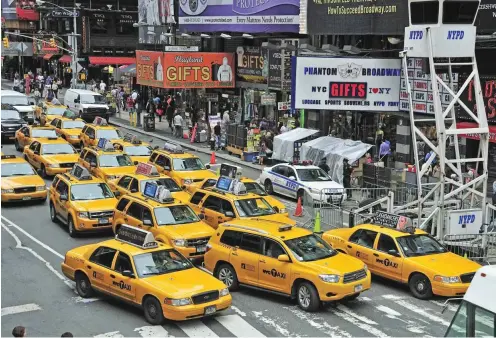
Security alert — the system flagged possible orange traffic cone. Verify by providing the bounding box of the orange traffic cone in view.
[210,151,216,164]
[294,197,303,217]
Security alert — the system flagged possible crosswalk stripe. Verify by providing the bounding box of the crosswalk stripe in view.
[94,331,124,337]
[134,326,173,337]
[1,303,42,316]
[215,314,265,337]
[328,308,391,338]
[335,304,378,325]
[177,320,219,337]
[383,295,451,326]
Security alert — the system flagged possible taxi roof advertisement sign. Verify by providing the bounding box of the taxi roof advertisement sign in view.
[136,50,165,88]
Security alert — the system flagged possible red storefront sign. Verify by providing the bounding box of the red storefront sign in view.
[457,122,496,143]
[458,75,496,124]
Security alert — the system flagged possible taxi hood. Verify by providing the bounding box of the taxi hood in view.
[174,170,217,181]
[130,155,150,164]
[304,180,344,191]
[407,252,481,276]
[43,154,79,164]
[303,252,366,275]
[157,221,214,240]
[250,213,296,225]
[2,175,45,189]
[100,166,136,176]
[70,198,118,212]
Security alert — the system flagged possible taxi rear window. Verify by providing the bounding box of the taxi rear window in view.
[220,230,242,247]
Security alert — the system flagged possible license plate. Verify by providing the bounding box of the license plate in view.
[22,196,32,201]
[204,306,216,315]
[196,245,207,253]
[99,218,108,224]
[8,136,15,139]
[354,284,363,293]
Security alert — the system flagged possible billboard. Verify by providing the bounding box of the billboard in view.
[178,0,299,33]
[163,53,235,89]
[137,0,174,44]
[301,0,408,35]
[476,0,496,33]
[136,51,165,88]
[1,0,17,20]
[457,75,496,124]
[292,57,401,111]
[236,46,267,84]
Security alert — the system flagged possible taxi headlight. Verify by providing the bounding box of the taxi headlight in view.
[78,212,90,219]
[36,186,46,191]
[363,264,368,273]
[173,239,186,247]
[183,179,193,185]
[2,189,14,193]
[70,135,79,139]
[279,208,287,214]
[219,288,230,297]
[319,274,340,283]
[434,275,461,284]
[48,163,60,168]
[164,297,192,306]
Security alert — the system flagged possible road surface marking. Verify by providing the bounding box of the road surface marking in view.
[177,320,218,337]
[1,303,42,316]
[94,331,124,337]
[230,305,246,317]
[215,314,265,337]
[336,304,378,325]
[252,311,298,337]
[327,307,391,337]
[430,300,459,312]
[376,305,426,334]
[284,306,352,338]
[134,326,173,337]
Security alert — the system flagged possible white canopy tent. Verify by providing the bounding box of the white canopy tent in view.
[272,128,320,162]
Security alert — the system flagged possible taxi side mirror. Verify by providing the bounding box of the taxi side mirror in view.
[198,213,205,220]
[224,211,234,218]
[90,161,97,168]
[60,194,68,201]
[114,191,121,197]
[121,270,134,278]
[133,161,139,165]
[278,254,291,263]
[89,135,95,140]
[388,249,400,257]
[205,164,211,169]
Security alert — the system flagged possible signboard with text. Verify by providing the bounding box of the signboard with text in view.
[476,0,496,33]
[236,46,267,84]
[136,51,165,88]
[457,74,496,124]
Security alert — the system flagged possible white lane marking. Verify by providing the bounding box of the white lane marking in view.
[335,304,378,325]
[327,307,391,338]
[376,305,401,317]
[383,296,452,326]
[71,296,100,303]
[177,320,219,337]
[94,331,124,337]
[284,306,352,338]
[252,311,298,337]
[230,305,246,317]
[376,305,427,335]
[134,326,173,337]
[215,314,265,337]
[1,303,42,316]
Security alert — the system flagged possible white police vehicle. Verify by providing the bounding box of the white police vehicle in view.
[259,161,346,203]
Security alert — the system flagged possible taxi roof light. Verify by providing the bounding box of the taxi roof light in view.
[116,224,158,249]
[1,155,16,159]
[123,133,142,145]
[135,163,159,177]
[373,211,415,234]
[97,138,116,152]
[69,164,93,180]
[93,117,108,126]
[163,142,184,154]
[278,225,293,232]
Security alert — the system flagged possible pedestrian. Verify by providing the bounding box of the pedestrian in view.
[343,158,352,200]
[156,99,165,122]
[379,139,391,166]
[99,80,106,94]
[13,75,21,92]
[51,78,59,98]
[294,116,301,128]
[174,111,183,138]
[33,86,41,105]
[191,104,198,127]
[214,122,221,148]
[365,153,373,164]
[166,97,174,133]
[278,122,287,134]
[258,136,267,165]
[319,158,330,174]
[12,326,26,337]
[61,333,73,337]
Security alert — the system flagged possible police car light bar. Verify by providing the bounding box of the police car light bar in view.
[69,164,93,180]
[93,117,108,126]
[116,224,158,249]
[373,211,415,234]
[163,142,184,154]
[1,155,16,159]
[135,163,159,176]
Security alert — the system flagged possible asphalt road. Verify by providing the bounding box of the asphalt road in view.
[1,87,461,337]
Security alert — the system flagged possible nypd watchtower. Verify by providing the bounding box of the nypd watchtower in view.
[400,0,490,240]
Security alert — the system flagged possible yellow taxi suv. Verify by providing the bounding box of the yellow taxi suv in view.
[80,117,122,148]
[49,164,118,237]
[50,115,86,147]
[61,225,231,323]
[36,100,68,125]
[204,218,371,312]
[322,211,481,299]
[78,138,136,183]
[23,138,79,177]
[112,134,154,164]
[112,182,215,261]
[1,154,47,203]
[14,124,58,152]
[148,142,216,187]
[108,163,191,203]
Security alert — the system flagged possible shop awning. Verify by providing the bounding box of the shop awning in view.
[88,56,135,66]
[120,63,136,74]
[43,54,54,60]
[58,55,72,63]
[457,122,496,143]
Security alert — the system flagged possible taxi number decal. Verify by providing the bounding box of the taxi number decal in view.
[241,263,255,272]
[285,181,298,190]
[263,268,286,279]
[376,258,398,268]
[112,280,132,291]
[71,256,85,263]
[356,251,369,260]
[93,271,104,280]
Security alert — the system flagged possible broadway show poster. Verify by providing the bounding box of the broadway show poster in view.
[163,53,235,89]
[136,51,165,87]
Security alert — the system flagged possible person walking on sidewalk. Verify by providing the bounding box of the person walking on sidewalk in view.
[174,111,183,138]
[166,96,174,133]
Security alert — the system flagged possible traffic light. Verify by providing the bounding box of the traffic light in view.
[49,38,56,48]
[2,37,9,48]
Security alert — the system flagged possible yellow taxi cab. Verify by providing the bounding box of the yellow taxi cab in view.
[49,113,86,147]
[14,124,58,152]
[187,176,295,229]
[204,218,370,312]
[23,137,79,177]
[61,225,231,323]
[112,182,215,260]
[49,164,119,237]
[112,134,154,164]
[1,154,47,203]
[80,117,122,148]
[188,176,288,216]
[36,100,68,125]
[108,163,191,203]
[322,211,481,299]
[148,142,216,187]
[78,138,136,183]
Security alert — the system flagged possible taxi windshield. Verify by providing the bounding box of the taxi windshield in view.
[296,168,332,182]
[98,154,133,167]
[41,143,76,155]
[133,249,193,277]
[32,129,57,138]
[154,205,199,226]
[62,120,85,129]
[96,129,122,140]
[46,107,66,116]
[285,234,337,262]
[234,198,275,217]
[140,178,182,192]
[172,157,205,171]
[243,182,267,196]
[70,183,114,200]
[397,234,448,257]
[123,146,152,156]
[1,163,36,177]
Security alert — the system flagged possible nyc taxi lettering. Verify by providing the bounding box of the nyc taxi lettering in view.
[263,268,286,279]
[112,280,132,291]
[71,256,85,263]
[285,180,298,190]
[92,271,104,280]
[241,263,255,272]
[376,258,398,268]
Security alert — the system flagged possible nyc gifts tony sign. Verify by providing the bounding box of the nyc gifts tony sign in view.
[292,57,402,112]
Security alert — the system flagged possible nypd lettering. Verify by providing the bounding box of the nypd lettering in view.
[263,268,286,279]
[447,30,464,40]
[409,30,423,40]
[459,214,476,224]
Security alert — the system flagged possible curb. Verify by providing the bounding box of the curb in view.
[109,119,264,172]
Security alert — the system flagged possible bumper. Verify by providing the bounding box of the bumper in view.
[2,190,47,202]
[309,192,346,203]
[175,246,207,261]
[432,282,469,297]
[75,217,114,232]
[317,272,372,302]
[46,167,73,176]
[61,263,75,281]
[162,295,232,321]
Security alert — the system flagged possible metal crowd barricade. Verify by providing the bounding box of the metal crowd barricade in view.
[442,233,496,264]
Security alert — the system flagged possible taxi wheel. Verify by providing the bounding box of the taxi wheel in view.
[264,180,274,194]
[143,296,165,325]
[296,282,320,312]
[75,273,94,298]
[409,273,433,300]
[40,164,48,178]
[49,202,57,223]
[68,217,78,238]
[216,264,239,291]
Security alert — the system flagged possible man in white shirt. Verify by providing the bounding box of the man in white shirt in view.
[99,80,106,93]
[173,112,183,138]
[217,57,233,82]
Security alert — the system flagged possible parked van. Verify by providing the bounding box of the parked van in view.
[0,90,35,124]
[64,89,110,121]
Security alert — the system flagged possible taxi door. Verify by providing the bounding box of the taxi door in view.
[201,195,229,229]
[373,234,404,281]
[28,142,43,169]
[111,176,133,194]
[18,127,30,148]
[230,233,261,285]
[345,229,379,271]
[87,246,117,292]
[54,180,70,221]
[109,252,137,302]
[258,238,292,293]
[124,202,148,229]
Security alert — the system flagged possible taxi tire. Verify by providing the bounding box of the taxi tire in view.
[264,180,274,194]
[409,273,433,300]
[296,282,320,312]
[75,272,94,298]
[216,264,239,291]
[68,217,78,238]
[143,296,165,325]
[50,202,57,223]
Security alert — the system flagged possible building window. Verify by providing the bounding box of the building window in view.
[116,14,135,35]
[90,13,109,35]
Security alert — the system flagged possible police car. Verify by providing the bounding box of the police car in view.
[258,161,346,203]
